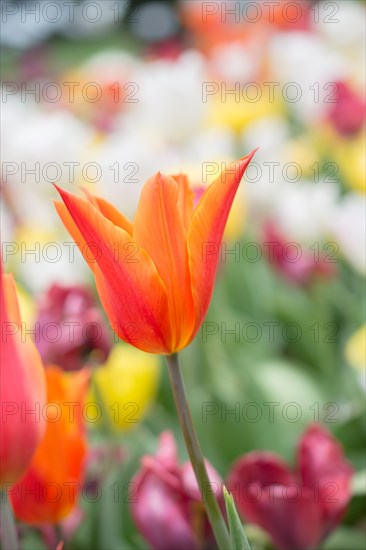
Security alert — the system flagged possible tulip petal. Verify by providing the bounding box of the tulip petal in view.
[0,272,46,486]
[298,425,353,531]
[227,452,323,550]
[56,198,152,349]
[82,189,133,234]
[132,431,220,550]
[55,186,172,353]
[156,431,179,468]
[132,471,197,550]
[2,273,22,327]
[298,425,352,485]
[11,367,88,524]
[54,200,97,273]
[228,452,294,492]
[171,174,195,230]
[55,194,133,269]
[133,173,195,350]
[187,151,256,335]
[257,488,323,550]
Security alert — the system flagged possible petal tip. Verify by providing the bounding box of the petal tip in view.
[53,183,68,200]
[240,147,259,163]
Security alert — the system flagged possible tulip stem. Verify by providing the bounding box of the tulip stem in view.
[0,493,18,550]
[166,353,231,550]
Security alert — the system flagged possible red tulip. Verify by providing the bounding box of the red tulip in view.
[0,267,46,486]
[227,425,354,550]
[54,152,256,354]
[131,431,223,550]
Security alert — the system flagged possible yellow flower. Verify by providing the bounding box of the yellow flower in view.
[280,137,319,180]
[337,135,365,194]
[315,127,365,194]
[89,344,161,431]
[345,325,366,372]
[206,91,284,133]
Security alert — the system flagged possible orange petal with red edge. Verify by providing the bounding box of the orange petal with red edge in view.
[133,173,195,351]
[82,189,133,235]
[171,173,195,231]
[55,186,172,353]
[55,199,97,273]
[187,150,257,338]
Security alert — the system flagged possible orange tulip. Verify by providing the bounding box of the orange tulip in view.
[54,151,256,354]
[0,267,46,486]
[11,366,89,524]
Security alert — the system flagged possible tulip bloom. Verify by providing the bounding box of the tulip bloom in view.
[35,284,111,371]
[0,268,46,486]
[131,431,223,550]
[263,221,336,285]
[345,324,366,374]
[227,425,354,550]
[88,343,160,431]
[328,81,366,137]
[11,366,89,524]
[54,151,255,354]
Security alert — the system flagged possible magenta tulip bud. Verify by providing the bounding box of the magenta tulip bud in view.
[227,425,353,550]
[263,222,336,286]
[328,81,366,137]
[35,284,112,371]
[132,431,223,550]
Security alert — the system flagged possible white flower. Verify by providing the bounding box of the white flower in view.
[79,50,141,80]
[271,180,339,243]
[1,96,92,225]
[315,0,365,48]
[132,51,208,143]
[209,40,261,83]
[247,172,339,244]
[329,194,366,275]
[268,32,349,121]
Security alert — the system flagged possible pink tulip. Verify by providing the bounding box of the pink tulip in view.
[263,222,336,285]
[227,425,354,550]
[328,81,365,137]
[35,284,111,371]
[132,431,223,550]
[0,267,46,486]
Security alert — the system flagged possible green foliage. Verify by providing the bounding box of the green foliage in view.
[224,486,252,550]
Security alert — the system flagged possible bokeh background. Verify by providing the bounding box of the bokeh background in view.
[1,0,365,549]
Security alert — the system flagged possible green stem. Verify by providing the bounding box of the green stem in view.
[165,353,231,550]
[0,492,18,550]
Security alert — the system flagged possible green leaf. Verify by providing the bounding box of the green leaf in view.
[224,486,251,550]
[321,526,366,549]
[352,470,366,496]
